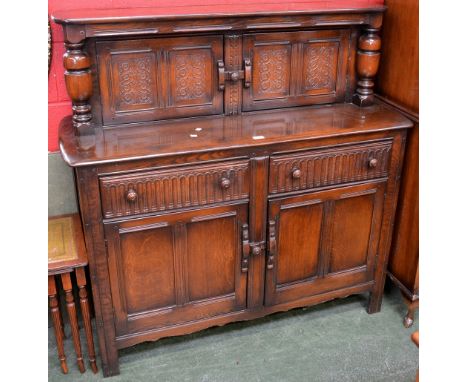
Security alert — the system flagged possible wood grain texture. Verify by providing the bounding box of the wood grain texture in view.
[52,6,416,376]
[375,0,419,304]
[269,140,391,194]
[100,160,249,218]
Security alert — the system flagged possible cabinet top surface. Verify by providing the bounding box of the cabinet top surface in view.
[52,1,384,24]
[59,103,412,167]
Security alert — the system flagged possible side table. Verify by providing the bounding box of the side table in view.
[48,214,98,374]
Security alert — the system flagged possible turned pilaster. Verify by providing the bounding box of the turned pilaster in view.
[63,41,93,128]
[353,28,381,107]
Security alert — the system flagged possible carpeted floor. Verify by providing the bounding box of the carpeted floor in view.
[48,285,418,381]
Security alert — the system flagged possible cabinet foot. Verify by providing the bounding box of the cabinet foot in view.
[402,292,419,328]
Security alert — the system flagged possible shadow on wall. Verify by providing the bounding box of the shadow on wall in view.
[48,153,78,216]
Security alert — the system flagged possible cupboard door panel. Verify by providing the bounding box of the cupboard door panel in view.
[97,35,223,125]
[120,226,176,314]
[243,30,349,111]
[299,41,340,97]
[187,215,237,301]
[252,43,291,100]
[330,193,375,273]
[265,182,385,307]
[276,203,323,285]
[105,204,248,337]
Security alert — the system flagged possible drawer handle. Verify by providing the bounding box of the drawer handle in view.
[126,189,138,202]
[220,177,231,189]
[368,158,378,168]
[291,168,302,179]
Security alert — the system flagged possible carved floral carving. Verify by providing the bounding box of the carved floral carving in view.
[118,56,154,106]
[257,46,289,95]
[304,44,338,91]
[174,51,208,101]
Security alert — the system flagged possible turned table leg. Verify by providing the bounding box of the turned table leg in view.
[61,272,86,373]
[48,276,68,374]
[402,292,419,328]
[76,267,98,374]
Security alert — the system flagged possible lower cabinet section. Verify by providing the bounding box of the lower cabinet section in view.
[265,182,385,306]
[103,180,387,338]
[104,203,249,337]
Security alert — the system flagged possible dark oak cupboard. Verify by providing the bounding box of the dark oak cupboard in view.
[53,3,412,376]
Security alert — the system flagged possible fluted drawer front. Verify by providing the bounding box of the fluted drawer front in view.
[269,141,392,194]
[100,160,250,218]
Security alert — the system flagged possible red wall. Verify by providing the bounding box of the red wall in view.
[48,0,383,152]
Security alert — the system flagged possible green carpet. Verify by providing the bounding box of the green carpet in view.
[48,285,418,381]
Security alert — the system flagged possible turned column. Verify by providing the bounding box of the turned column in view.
[61,272,86,373]
[63,41,93,128]
[353,28,381,107]
[76,267,98,374]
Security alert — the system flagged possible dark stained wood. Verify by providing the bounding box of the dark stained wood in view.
[104,203,248,337]
[353,27,381,106]
[375,0,419,322]
[52,5,413,376]
[265,181,385,306]
[59,103,411,168]
[242,30,349,111]
[52,4,385,26]
[96,35,224,125]
[402,291,419,328]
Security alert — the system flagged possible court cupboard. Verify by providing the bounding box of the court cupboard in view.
[53,1,413,376]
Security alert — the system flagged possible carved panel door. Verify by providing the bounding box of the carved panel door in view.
[104,203,248,337]
[242,30,350,111]
[264,182,385,306]
[97,35,224,125]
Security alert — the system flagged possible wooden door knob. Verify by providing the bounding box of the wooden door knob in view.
[230,72,239,82]
[126,189,137,202]
[220,178,231,189]
[252,246,261,255]
[292,168,302,179]
[368,158,378,168]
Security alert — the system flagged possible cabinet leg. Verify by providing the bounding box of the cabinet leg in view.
[402,292,419,328]
[76,267,98,373]
[61,272,86,373]
[367,288,384,314]
[48,276,68,374]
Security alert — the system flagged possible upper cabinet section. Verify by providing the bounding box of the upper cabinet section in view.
[242,30,349,111]
[97,36,224,125]
[52,5,385,130]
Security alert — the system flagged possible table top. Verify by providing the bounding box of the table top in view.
[48,214,87,274]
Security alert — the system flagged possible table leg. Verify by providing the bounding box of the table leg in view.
[61,272,85,373]
[48,276,68,374]
[76,267,98,373]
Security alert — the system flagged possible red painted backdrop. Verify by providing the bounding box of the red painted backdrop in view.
[48,0,383,152]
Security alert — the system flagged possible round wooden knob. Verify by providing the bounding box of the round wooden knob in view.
[252,246,261,255]
[292,168,302,179]
[230,72,239,82]
[220,178,231,189]
[126,189,137,202]
[368,158,378,168]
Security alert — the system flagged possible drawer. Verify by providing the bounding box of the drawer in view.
[100,160,250,219]
[269,141,392,195]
